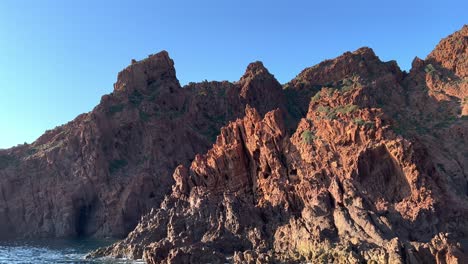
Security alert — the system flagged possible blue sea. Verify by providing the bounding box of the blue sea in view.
[0,239,144,264]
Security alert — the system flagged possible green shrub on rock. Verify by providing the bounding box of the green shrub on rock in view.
[301,130,316,144]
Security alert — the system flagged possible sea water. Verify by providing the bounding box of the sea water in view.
[0,239,144,264]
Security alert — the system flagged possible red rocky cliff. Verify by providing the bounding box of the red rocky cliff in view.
[90,25,468,264]
[0,25,466,264]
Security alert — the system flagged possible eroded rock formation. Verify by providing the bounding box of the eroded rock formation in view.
[1,24,467,264]
[88,25,468,263]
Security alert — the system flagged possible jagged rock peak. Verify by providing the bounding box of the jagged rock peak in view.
[237,61,285,116]
[113,50,177,92]
[239,61,274,82]
[411,56,425,70]
[427,24,468,77]
[351,46,378,58]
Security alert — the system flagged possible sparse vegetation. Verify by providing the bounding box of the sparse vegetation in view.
[317,105,336,120]
[311,92,321,103]
[326,111,337,120]
[201,124,220,142]
[433,114,465,129]
[343,78,353,86]
[139,110,150,122]
[341,85,354,93]
[317,105,331,113]
[320,77,359,94]
[335,104,359,114]
[27,148,38,156]
[301,130,316,144]
[392,125,405,135]
[436,163,447,173]
[129,90,144,106]
[218,88,226,97]
[339,78,356,93]
[109,159,128,174]
[353,118,374,128]
[297,80,310,89]
[353,118,366,126]
[107,104,125,115]
[415,125,430,135]
[424,64,436,74]
[0,155,19,170]
[317,104,359,120]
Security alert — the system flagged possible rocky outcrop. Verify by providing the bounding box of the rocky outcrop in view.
[88,25,468,263]
[427,25,467,78]
[0,51,286,239]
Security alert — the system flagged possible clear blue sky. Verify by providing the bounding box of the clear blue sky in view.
[0,1,466,149]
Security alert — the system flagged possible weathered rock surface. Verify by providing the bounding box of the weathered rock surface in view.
[0,52,287,239]
[1,24,467,264]
[88,25,468,263]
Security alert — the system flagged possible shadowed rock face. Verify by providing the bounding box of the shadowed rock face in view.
[0,52,287,239]
[2,25,468,263]
[86,26,468,263]
[356,145,411,202]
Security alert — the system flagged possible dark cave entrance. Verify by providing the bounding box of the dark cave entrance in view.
[75,201,96,237]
